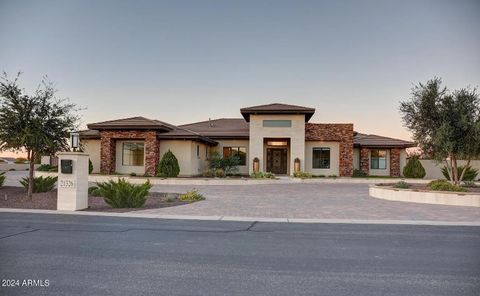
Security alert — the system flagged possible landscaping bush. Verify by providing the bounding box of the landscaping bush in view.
[0,172,5,187]
[402,156,426,178]
[179,189,205,201]
[250,172,276,179]
[129,172,137,176]
[19,176,58,193]
[89,159,93,174]
[88,186,101,197]
[202,169,215,178]
[352,169,368,177]
[293,171,312,178]
[14,157,28,164]
[157,150,180,177]
[215,169,225,178]
[441,165,478,182]
[96,178,152,208]
[427,180,467,192]
[393,181,410,189]
[37,164,58,172]
[208,152,240,175]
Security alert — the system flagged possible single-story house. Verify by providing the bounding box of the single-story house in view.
[79,103,414,177]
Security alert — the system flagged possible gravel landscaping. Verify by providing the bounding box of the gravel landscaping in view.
[0,186,195,212]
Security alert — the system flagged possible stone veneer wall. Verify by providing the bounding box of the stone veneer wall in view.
[360,147,370,175]
[390,148,401,177]
[100,130,159,176]
[305,123,354,176]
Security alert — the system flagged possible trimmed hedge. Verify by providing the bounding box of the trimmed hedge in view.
[402,156,426,178]
[157,150,180,177]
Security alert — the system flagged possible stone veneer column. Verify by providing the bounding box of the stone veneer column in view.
[144,131,160,176]
[100,131,116,174]
[390,148,401,177]
[339,128,354,177]
[360,147,370,175]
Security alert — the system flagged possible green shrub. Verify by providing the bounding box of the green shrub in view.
[328,175,337,178]
[352,169,368,177]
[88,186,101,197]
[96,178,152,208]
[19,176,58,193]
[157,150,180,177]
[215,169,225,178]
[427,180,467,192]
[179,189,205,201]
[202,169,215,178]
[156,172,167,178]
[462,181,477,188]
[208,152,240,175]
[441,165,478,182]
[0,172,5,187]
[129,172,137,177]
[293,171,312,178]
[37,164,53,172]
[250,172,276,179]
[393,181,410,189]
[89,159,93,174]
[14,157,28,164]
[402,156,426,178]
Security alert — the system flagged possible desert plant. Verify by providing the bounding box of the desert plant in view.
[208,152,240,175]
[393,180,410,189]
[402,156,426,178]
[352,169,368,177]
[96,178,152,208]
[215,169,225,178]
[157,150,180,177]
[293,171,312,178]
[88,186,101,197]
[428,180,467,192]
[19,176,57,193]
[89,159,93,174]
[37,164,54,171]
[0,172,5,187]
[441,165,478,182]
[250,171,276,179]
[179,189,205,201]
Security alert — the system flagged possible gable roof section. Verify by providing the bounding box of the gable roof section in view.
[240,103,315,122]
[178,118,249,139]
[353,132,415,148]
[156,126,218,145]
[87,116,176,131]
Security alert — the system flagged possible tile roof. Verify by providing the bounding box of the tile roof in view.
[87,116,176,131]
[240,103,315,122]
[178,118,249,138]
[353,132,415,148]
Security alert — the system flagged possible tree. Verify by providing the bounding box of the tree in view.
[0,72,79,198]
[157,150,180,177]
[399,78,480,184]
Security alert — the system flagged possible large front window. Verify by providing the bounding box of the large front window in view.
[223,147,247,165]
[371,149,387,169]
[312,148,330,169]
[122,142,144,166]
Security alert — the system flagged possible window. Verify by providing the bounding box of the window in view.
[263,120,292,127]
[122,143,144,166]
[312,148,330,169]
[371,150,387,169]
[205,146,208,159]
[196,145,200,158]
[223,146,247,165]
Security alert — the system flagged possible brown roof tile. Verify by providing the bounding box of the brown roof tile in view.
[178,118,249,139]
[87,116,176,131]
[353,132,415,148]
[240,103,315,122]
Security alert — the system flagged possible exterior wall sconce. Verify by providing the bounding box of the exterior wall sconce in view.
[253,157,260,173]
[70,132,79,152]
[294,157,301,173]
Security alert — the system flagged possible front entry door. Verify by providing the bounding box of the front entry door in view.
[266,148,288,174]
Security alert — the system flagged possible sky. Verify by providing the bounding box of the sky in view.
[0,0,479,157]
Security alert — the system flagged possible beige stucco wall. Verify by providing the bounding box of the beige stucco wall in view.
[304,141,340,176]
[159,140,209,176]
[213,139,250,175]
[369,149,390,176]
[353,148,360,170]
[248,114,305,175]
[419,159,480,180]
[115,140,146,175]
[81,139,101,173]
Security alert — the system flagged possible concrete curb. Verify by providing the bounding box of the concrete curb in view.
[1,208,479,226]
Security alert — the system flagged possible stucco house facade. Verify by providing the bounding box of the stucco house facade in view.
[79,103,414,177]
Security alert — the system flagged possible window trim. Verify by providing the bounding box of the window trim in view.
[122,142,145,166]
[370,149,387,170]
[312,147,330,169]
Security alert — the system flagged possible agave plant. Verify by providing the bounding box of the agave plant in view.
[19,176,58,193]
[0,172,5,187]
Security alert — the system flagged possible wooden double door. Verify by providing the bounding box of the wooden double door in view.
[266,148,288,175]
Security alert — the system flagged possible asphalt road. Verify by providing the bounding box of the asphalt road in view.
[0,213,479,296]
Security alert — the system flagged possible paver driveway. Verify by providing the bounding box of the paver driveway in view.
[140,183,480,222]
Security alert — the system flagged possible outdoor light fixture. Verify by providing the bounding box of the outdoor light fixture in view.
[70,132,79,152]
